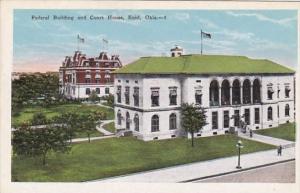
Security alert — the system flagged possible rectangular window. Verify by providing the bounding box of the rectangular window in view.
[169,88,177,106]
[133,87,139,107]
[267,87,274,100]
[86,88,91,95]
[285,105,290,117]
[244,109,250,125]
[125,86,130,104]
[96,88,100,94]
[105,87,109,94]
[212,112,218,130]
[285,86,290,98]
[195,90,202,105]
[151,89,159,107]
[234,110,240,127]
[223,111,229,128]
[117,86,121,103]
[255,108,260,124]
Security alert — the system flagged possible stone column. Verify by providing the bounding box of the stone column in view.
[219,87,221,106]
[250,85,253,104]
[229,86,233,105]
[241,86,243,105]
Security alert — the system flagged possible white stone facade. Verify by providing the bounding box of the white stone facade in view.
[114,73,295,141]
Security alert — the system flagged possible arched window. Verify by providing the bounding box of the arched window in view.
[210,80,219,106]
[268,107,273,121]
[151,115,159,132]
[134,114,139,131]
[253,79,261,103]
[285,104,290,117]
[117,110,122,125]
[221,80,230,105]
[169,113,177,130]
[126,112,130,130]
[232,79,241,105]
[243,79,251,104]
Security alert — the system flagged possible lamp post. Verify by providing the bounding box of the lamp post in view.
[236,140,243,169]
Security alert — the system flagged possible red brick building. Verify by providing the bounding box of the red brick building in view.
[59,50,122,99]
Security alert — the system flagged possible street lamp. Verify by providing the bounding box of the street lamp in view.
[236,140,244,169]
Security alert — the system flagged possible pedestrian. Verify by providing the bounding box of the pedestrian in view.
[250,129,253,138]
[277,145,282,156]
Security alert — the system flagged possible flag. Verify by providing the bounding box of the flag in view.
[201,31,211,39]
[103,39,108,44]
[77,34,84,43]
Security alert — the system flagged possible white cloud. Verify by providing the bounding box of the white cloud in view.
[198,18,219,29]
[226,11,297,27]
[173,13,190,22]
[214,29,255,41]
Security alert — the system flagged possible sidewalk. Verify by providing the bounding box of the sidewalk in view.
[72,120,115,142]
[89,147,294,183]
[72,135,115,143]
[238,131,295,146]
[96,120,114,136]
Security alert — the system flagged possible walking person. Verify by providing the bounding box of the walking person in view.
[277,145,282,156]
[249,129,253,138]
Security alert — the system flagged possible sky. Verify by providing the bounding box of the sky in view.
[13,9,298,72]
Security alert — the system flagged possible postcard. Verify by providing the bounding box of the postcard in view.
[0,1,299,193]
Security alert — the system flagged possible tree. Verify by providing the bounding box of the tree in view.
[54,112,80,142]
[181,103,207,147]
[31,112,47,126]
[78,111,103,143]
[12,122,71,165]
[106,94,114,107]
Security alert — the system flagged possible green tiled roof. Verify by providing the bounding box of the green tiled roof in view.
[115,55,295,74]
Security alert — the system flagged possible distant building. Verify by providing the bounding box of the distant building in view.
[114,46,295,141]
[59,51,122,99]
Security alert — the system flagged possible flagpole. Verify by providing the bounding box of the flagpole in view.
[77,35,79,51]
[201,29,203,55]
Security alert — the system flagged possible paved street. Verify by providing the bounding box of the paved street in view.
[196,161,295,183]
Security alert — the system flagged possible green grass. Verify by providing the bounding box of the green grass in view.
[103,122,115,133]
[12,134,275,182]
[254,123,296,141]
[115,55,294,74]
[12,104,114,126]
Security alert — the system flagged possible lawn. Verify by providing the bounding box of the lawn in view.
[12,134,275,182]
[103,122,115,133]
[12,104,114,126]
[254,123,296,141]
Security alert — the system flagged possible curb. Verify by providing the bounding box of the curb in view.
[179,158,295,183]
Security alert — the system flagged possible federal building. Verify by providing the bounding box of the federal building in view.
[114,46,295,141]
